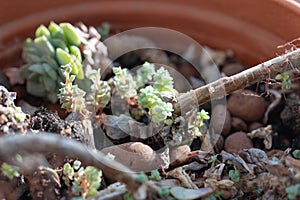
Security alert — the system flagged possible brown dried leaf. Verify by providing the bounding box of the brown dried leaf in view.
[266,160,290,176]
[203,163,225,180]
[247,125,273,149]
[205,179,238,199]
[167,167,198,189]
[239,148,269,170]
[284,156,300,177]
[221,151,253,174]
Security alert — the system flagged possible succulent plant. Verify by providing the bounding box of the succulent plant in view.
[1,163,20,180]
[58,65,86,113]
[193,109,210,137]
[86,69,111,111]
[134,62,155,88]
[63,160,102,199]
[21,22,86,103]
[138,85,173,123]
[113,67,137,98]
[153,67,177,96]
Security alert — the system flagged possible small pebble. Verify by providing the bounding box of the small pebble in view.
[211,104,231,136]
[101,142,163,172]
[224,131,253,153]
[170,145,191,162]
[222,63,246,76]
[248,122,263,131]
[178,64,200,79]
[227,90,268,122]
[231,117,248,131]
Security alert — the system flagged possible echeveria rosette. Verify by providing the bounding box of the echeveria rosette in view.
[138,86,173,123]
[113,67,137,98]
[21,22,84,103]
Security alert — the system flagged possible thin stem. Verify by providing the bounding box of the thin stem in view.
[174,48,300,114]
[0,133,140,191]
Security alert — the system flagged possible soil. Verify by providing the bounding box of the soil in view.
[0,27,300,200]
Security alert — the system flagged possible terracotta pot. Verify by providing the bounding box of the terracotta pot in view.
[0,0,300,69]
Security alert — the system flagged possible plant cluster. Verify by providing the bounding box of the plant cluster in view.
[60,60,179,123]
[21,22,84,103]
[86,69,111,111]
[20,22,186,124]
[58,65,86,113]
[113,67,137,98]
[63,160,102,199]
[134,63,177,123]
[193,109,210,137]
[58,66,111,115]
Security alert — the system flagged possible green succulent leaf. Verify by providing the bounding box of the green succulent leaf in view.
[1,163,20,180]
[43,76,57,92]
[150,102,173,123]
[26,74,46,97]
[87,69,111,109]
[63,160,102,199]
[48,22,62,36]
[60,22,81,46]
[22,22,87,103]
[34,35,55,57]
[49,38,69,52]
[43,63,58,80]
[149,169,161,181]
[28,64,46,75]
[56,48,72,65]
[41,56,59,69]
[292,150,300,159]
[135,172,148,184]
[157,186,170,198]
[69,45,82,62]
[25,54,42,63]
[35,25,51,38]
[229,169,240,182]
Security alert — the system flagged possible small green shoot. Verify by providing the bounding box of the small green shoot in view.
[1,163,20,180]
[149,169,161,181]
[194,109,210,137]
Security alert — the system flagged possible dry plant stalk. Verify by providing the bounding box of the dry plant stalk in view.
[175,48,300,114]
[0,133,140,191]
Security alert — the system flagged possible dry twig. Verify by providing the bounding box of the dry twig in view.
[0,133,140,191]
[175,48,300,114]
